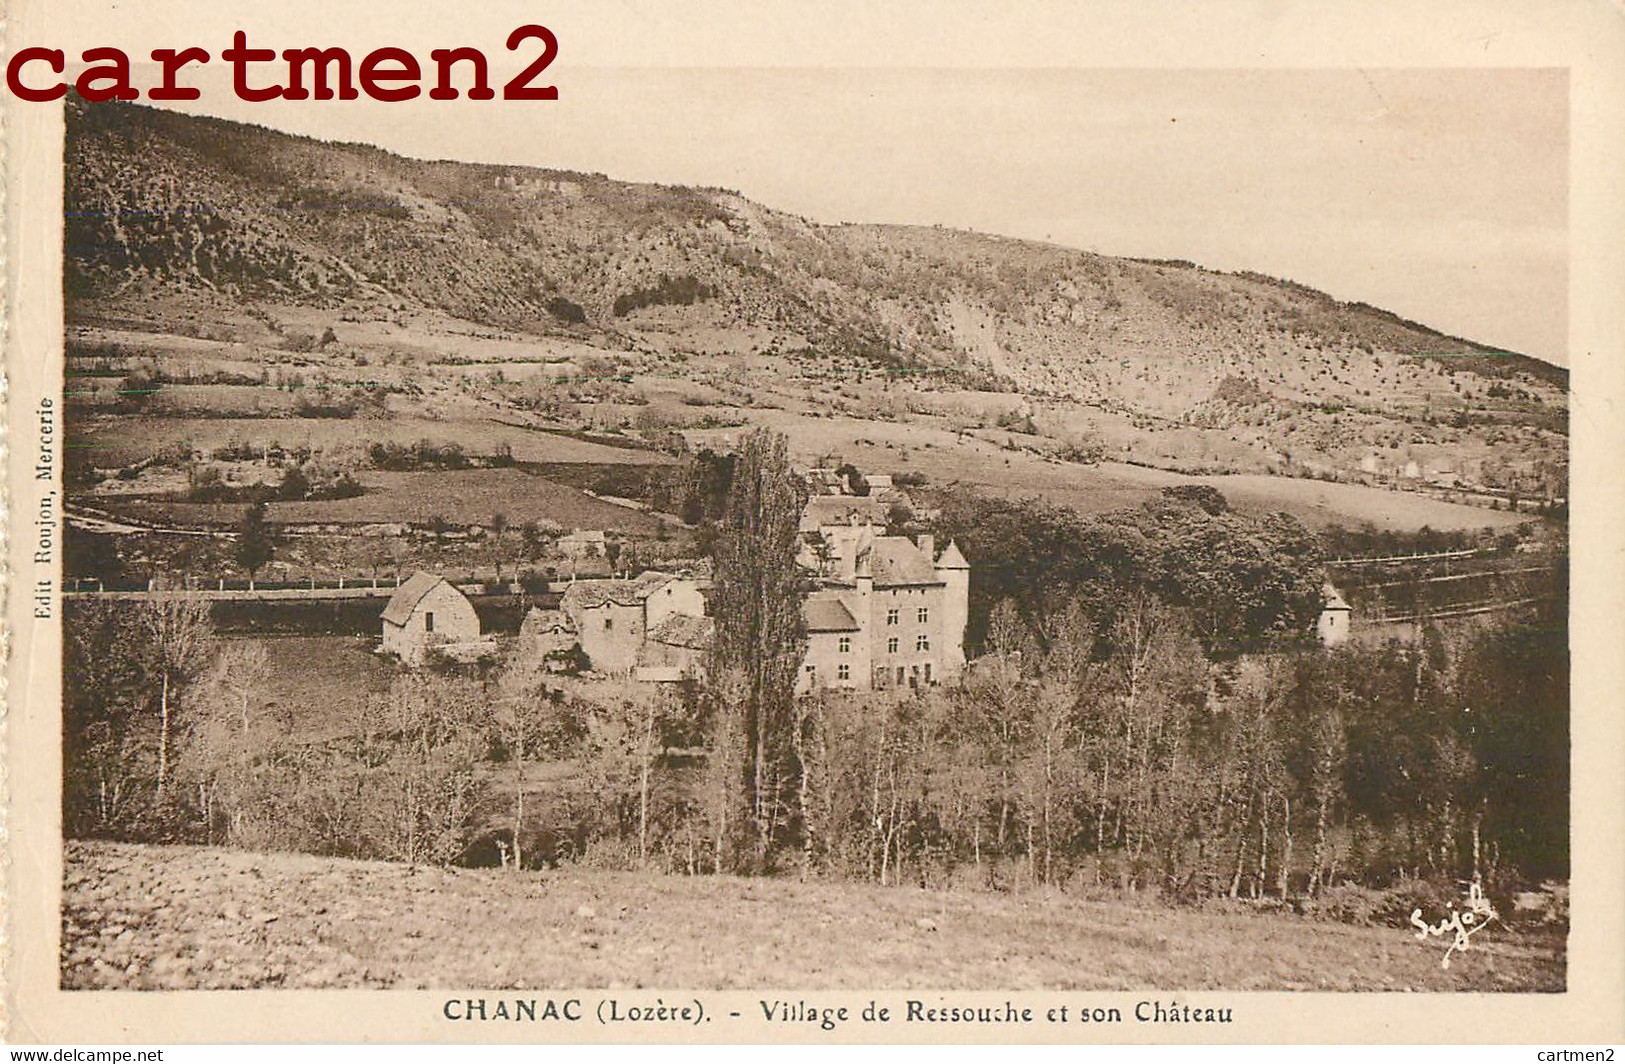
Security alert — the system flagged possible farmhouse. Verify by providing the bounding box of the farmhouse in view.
[380,571,483,665]
[636,613,715,683]
[560,571,706,675]
[518,606,579,669]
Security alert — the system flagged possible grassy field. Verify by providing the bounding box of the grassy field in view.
[105,467,669,533]
[61,841,1564,991]
[235,635,399,742]
[72,415,678,468]
[685,409,1532,531]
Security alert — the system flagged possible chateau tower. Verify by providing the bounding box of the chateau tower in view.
[934,540,970,680]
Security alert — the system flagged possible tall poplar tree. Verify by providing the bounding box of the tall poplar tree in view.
[707,429,809,872]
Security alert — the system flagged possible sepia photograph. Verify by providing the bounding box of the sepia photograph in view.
[6,0,1623,1046]
[52,64,1571,994]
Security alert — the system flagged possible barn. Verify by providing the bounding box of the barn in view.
[380,571,482,664]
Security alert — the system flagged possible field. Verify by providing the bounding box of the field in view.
[100,467,670,534]
[237,635,399,740]
[61,841,1565,991]
[73,414,679,468]
[684,408,1532,531]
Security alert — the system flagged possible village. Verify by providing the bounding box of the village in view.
[68,459,1383,692]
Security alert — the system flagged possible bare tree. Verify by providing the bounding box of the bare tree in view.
[582,679,682,867]
[181,641,272,844]
[489,661,550,870]
[137,596,214,794]
[365,672,485,867]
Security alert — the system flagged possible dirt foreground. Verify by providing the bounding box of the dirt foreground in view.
[61,840,1564,991]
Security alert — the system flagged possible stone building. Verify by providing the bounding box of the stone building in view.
[797,511,970,693]
[518,606,579,670]
[1317,584,1352,647]
[636,614,715,683]
[380,571,483,665]
[559,571,706,675]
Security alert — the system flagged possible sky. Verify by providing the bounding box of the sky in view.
[37,2,1571,363]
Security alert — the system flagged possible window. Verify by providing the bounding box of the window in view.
[916,634,930,652]
[424,611,435,632]
[924,663,932,684]
[918,607,929,624]
[805,664,816,678]
[887,637,899,654]
[886,608,899,626]
[604,616,613,631]
[838,636,851,654]
[837,663,850,681]
[896,666,905,685]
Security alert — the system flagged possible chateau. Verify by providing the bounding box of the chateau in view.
[796,498,969,693]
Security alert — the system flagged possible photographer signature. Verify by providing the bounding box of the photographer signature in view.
[1410,880,1501,969]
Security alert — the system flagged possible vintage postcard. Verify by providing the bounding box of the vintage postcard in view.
[4,0,1623,1046]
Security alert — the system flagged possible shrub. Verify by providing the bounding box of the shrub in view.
[611,274,716,317]
[277,465,311,501]
[546,296,587,324]
[1161,484,1230,515]
[1060,437,1107,465]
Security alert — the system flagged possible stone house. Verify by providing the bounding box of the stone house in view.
[560,571,706,675]
[518,606,579,669]
[635,614,715,683]
[380,571,482,665]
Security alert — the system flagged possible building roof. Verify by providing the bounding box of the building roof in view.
[520,606,575,637]
[648,613,714,649]
[800,495,888,533]
[864,537,943,587]
[561,571,687,609]
[936,540,969,570]
[381,571,455,627]
[562,580,643,609]
[804,595,861,632]
[1322,584,1351,611]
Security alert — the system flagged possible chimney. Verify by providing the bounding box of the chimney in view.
[916,533,934,560]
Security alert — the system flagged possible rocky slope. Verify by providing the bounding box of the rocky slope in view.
[64,97,1567,493]
[66,99,1564,389]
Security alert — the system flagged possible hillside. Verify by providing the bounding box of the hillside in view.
[63,840,1564,991]
[63,96,1568,521]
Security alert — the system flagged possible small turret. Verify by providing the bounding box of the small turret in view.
[935,540,970,680]
[1317,583,1351,647]
[935,540,969,571]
